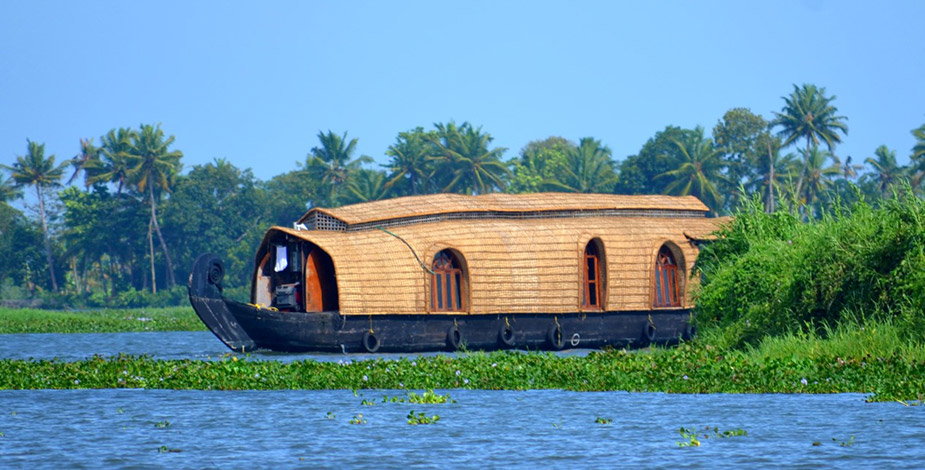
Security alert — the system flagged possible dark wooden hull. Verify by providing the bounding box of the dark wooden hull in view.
[228,302,693,353]
[189,253,694,353]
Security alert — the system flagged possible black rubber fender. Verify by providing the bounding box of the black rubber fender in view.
[447,326,464,350]
[362,331,380,353]
[643,322,657,344]
[547,324,565,350]
[498,324,515,348]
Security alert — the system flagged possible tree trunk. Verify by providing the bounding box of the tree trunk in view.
[793,139,811,205]
[35,184,58,292]
[149,184,176,288]
[148,217,156,294]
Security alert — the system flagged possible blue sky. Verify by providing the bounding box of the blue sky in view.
[2,0,923,183]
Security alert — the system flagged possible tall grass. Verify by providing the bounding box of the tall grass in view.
[694,188,925,349]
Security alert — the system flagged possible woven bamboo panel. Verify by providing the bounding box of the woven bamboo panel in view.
[297,192,709,225]
[267,211,723,315]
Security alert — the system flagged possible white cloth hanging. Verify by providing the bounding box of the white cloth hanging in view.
[274,245,288,272]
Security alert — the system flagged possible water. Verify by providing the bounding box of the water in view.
[1,332,923,468]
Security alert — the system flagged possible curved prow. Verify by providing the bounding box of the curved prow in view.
[188,253,256,352]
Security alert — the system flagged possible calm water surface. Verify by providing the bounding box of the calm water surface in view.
[0,332,923,469]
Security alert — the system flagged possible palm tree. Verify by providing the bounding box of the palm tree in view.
[911,124,925,185]
[125,123,182,293]
[305,130,372,207]
[747,135,798,213]
[66,138,99,185]
[771,84,849,199]
[383,128,436,196]
[913,124,925,162]
[865,145,902,198]
[86,128,135,194]
[655,127,727,214]
[800,146,841,214]
[0,173,22,204]
[427,121,509,195]
[4,140,66,291]
[545,137,617,193]
[346,169,389,204]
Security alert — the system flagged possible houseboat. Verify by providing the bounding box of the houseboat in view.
[188,192,725,353]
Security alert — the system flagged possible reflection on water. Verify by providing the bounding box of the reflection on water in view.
[1,332,923,468]
[0,390,922,469]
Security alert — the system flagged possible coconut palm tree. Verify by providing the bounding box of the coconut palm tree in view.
[427,121,509,195]
[0,173,22,204]
[865,145,902,198]
[4,140,66,291]
[125,123,182,292]
[771,84,849,199]
[799,146,842,214]
[305,130,372,207]
[655,127,727,214]
[346,169,389,204]
[66,138,99,185]
[86,128,135,194]
[383,128,437,196]
[544,137,617,193]
[746,135,798,213]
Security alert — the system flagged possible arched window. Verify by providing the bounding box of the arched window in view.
[582,240,604,310]
[431,250,465,312]
[654,246,681,307]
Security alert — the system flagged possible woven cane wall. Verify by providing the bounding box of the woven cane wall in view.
[269,214,723,315]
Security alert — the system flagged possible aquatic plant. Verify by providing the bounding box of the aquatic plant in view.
[154,420,171,428]
[0,307,204,334]
[348,414,367,425]
[406,411,440,425]
[325,411,336,419]
[406,389,454,404]
[594,417,612,425]
[677,426,747,447]
[0,346,921,402]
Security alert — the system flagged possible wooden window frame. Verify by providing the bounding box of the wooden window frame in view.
[431,250,465,312]
[654,246,681,308]
[582,243,602,310]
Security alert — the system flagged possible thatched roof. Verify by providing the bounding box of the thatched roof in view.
[297,193,709,227]
[261,193,724,315]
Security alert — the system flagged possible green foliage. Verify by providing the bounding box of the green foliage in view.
[545,137,617,193]
[695,190,925,348]
[161,159,264,289]
[0,204,46,291]
[508,137,572,194]
[0,306,204,333]
[383,127,438,196]
[406,411,440,425]
[615,126,698,195]
[304,130,372,208]
[677,426,747,447]
[657,126,727,213]
[426,121,509,195]
[0,345,921,401]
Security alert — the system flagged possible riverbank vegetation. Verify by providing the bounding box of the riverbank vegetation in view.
[694,188,925,349]
[0,343,920,402]
[0,307,204,334]
[2,83,924,308]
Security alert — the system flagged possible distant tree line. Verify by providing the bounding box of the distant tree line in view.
[2,83,924,307]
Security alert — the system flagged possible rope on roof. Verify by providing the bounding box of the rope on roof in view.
[376,226,435,275]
